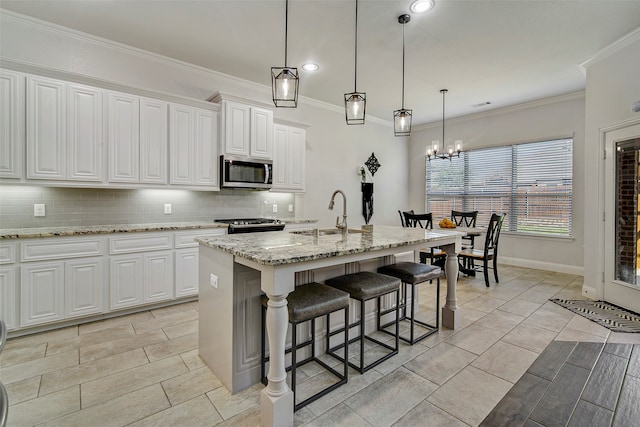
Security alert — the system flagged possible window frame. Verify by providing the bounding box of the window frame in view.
[425,137,573,238]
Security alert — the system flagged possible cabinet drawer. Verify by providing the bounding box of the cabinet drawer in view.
[174,229,225,248]
[110,234,172,254]
[0,243,17,264]
[21,238,104,262]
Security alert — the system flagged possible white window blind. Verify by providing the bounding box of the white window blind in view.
[426,138,573,237]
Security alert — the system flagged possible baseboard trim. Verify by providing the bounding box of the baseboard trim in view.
[499,256,583,276]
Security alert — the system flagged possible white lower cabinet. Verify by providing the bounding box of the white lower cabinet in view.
[65,257,104,318]
[0,266,17,330]
[143,251,174,303]
[175,248,198,297]
[20,257,105,327]
[109,233,174,310]
[20,262,65,327]
[110,254,144,310]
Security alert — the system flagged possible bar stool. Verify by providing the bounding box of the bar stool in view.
[377,262,441,344]
[260,282,349,412]
[324,271,401,374]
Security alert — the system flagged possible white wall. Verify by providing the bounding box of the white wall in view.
[0,10,409,228]
[409,94,586,274]
[583,32,640,298]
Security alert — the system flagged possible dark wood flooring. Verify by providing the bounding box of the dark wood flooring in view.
[480,341,640,427]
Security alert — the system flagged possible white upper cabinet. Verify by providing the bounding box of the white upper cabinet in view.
[140,97,168,184]
[108,91,140,182]
[250,107,274,159]
[0,70,25,179]
[272,124,306,192]
[169,104,218,187]
[219,99,273,160]
[108,92,169,184]
[223,101,251,156]
[27,75,104,181]
[26,75,66,180]
[67,83,104,181]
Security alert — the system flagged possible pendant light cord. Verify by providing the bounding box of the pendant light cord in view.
[441,89,447,144]
[354,0,359,91]
[284,0,289,66]
[401,19,405,109]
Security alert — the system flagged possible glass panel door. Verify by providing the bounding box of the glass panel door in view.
[615,139,640,285]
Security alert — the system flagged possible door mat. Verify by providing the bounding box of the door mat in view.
[550,299,640,333]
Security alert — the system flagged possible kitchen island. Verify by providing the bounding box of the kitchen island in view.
[196,225,464,427]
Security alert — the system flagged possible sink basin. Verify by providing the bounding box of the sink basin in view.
[291,228,367,236]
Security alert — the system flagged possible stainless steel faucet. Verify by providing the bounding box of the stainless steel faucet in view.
[328,190,348,235]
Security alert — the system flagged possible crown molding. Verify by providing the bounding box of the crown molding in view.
[0,9,393,127]
[581,26,640,69]
[413,91,585,131]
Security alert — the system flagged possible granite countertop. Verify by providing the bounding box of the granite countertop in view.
[196,225,464,266]
[0,218,318,239]
[0,222,228,239]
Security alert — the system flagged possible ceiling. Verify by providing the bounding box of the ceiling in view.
[2,0,640,126]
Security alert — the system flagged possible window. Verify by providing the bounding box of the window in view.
[426,138,573,237]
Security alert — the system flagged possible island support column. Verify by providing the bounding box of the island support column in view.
[441,242,460,329]
[260,268,294,427]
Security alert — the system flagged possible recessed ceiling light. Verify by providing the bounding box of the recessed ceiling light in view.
[302,63,319,71]
[410,0,435,14]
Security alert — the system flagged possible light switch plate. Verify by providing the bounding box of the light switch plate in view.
[210,273,218,288]
[272,204,278,213]
[288,204,294,212]
[164,204,172,214]
[34,204,45,217]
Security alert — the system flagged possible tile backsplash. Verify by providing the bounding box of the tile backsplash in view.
[0,186,295,229]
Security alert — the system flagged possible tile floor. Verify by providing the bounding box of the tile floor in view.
[2,265,640,427]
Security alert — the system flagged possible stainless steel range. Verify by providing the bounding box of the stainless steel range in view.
[215,218,285,234]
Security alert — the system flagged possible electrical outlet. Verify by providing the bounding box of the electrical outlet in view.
[210,273,218,289]
[164,203,172,214]
[288,204,293,212]
[272,204,278,213]
[34,204,45,217]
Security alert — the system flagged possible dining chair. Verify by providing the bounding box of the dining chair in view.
[403,212,432,229]
[398,209,414,227]
[451,210,478,268]
[458,212,506,287]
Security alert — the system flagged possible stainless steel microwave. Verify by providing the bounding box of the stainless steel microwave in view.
[220,155,273,189]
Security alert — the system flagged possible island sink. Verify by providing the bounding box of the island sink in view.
[290,228,367,236]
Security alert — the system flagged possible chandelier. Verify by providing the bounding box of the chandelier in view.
[427,89,463,161]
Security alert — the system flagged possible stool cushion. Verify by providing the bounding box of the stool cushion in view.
[377,262,441,284]
[261,282,350,324]
[325,271,400,300]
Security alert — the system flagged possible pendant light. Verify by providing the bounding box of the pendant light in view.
[427,89,463,161]
[271,0,299,108]
[393,14,412,136]
[344,0,366,125]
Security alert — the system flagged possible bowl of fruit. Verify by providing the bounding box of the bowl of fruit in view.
[438,218,456,229]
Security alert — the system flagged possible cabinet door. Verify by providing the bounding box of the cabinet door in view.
[250,107,273,159]
[65,257,104,318]
[194,108,218,186]
[109,254,144,310]
[169,103,195,184]
[0,70,25,179]
[21,262,65,327]
[143,251,173,303]
[224,101,250,156]
[289,127,306,191]
[272,124,289,189]
[175,248,198,297]
[0,266,17,330]
[26,75,66,180]
[140,97,168,184]
[108,91,140,182]
[67,83,103,181]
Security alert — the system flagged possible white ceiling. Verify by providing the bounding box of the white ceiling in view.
[2,0,640,125]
